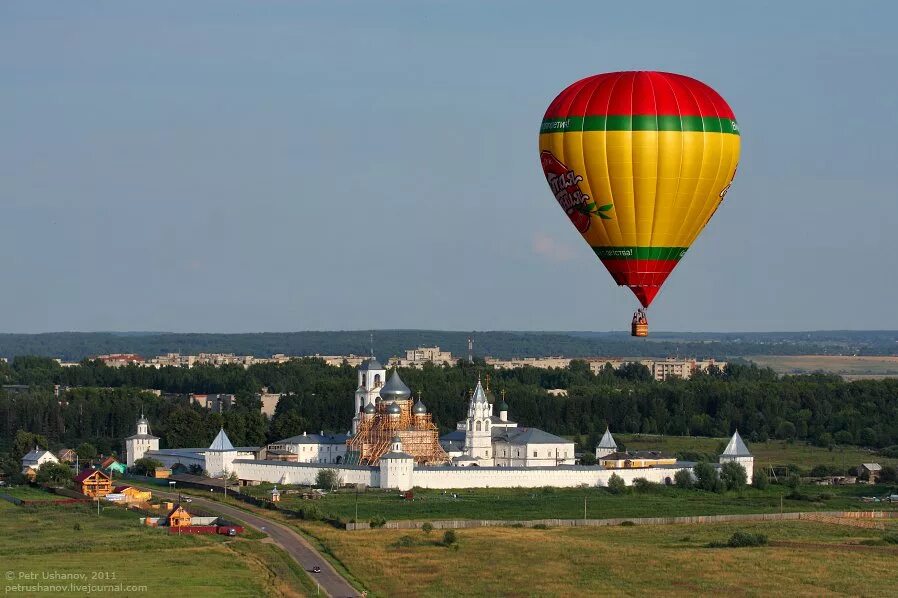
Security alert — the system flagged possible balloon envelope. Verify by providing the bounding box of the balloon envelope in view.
[539,71,740,307]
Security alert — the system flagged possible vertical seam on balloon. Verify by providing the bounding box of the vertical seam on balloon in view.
[572,76,603,252]
[663,74,686,267]
[669,76,706,250]
[628,73,639,295]
[591,72,626,263]
[648,73,663,276]
[697,83,727,238]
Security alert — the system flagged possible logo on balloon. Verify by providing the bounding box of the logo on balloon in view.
[540,150,613,234]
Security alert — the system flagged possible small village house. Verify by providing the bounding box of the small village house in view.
[153,467,172,479]
[113,485,152,503]
[57,448,77,464]
[21,448,60,480]
[858,463,882,483]
[74,468,113,498]
[167,505,192,527]
[100,456,126,476]
[599,450,677,469]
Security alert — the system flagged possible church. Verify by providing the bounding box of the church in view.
[440,378,575,466]
[348,357,574,467]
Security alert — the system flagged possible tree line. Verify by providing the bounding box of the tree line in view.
[1,357,897,465]
[2,329,896,362]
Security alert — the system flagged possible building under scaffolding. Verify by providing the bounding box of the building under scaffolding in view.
[346,370,449,466]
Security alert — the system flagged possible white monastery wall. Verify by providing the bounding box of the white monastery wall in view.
[234,460,380,487]
[230,459,703,490]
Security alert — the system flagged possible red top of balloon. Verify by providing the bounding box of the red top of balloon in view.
[543,71,735,121]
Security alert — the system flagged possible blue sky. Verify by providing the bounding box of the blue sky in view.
[2,1,896,332]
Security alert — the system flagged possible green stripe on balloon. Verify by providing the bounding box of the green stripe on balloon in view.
[592,246,688,260]
[540,116,739,135]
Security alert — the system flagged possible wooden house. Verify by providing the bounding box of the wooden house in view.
[858,463,882,483]
[113,485,152,502]
[152,467,171,479]
[57,449,77,464]
[599,450,677,469]
[167,505,192,527]
[74,468,113,498]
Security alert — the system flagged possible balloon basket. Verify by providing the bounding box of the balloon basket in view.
[631,322,648,337]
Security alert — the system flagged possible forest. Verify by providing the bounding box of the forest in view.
[1,329,897,362]
[1,356,897,472]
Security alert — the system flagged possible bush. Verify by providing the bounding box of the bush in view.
[674,469,694,489]
[579,453,597,466]
[369,516,386,528]
[809,464,841,478]
[532,523,550,530]
[751,470,769,489]
[73,523,81,531]
[720,462,747,491]
[619,520,635,527]
[391,535,415,548]
[882,534,898,545]
[880,465,897,483]
[708,531,768,548]
[132,457,163,476]
[785,473,801,491]
[442,530,457,546]
[632,477,660,493]
[693,462,724,492]
[421,522,433,535]
[606,473,626,494]
[298,504,322,520]
[35,462,74,488]
[315,469,342,491]
[878,445,898,458]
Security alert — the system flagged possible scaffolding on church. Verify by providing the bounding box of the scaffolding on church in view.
[347,399,450,466]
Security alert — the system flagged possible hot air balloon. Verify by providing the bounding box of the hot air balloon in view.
[538,71,740,336]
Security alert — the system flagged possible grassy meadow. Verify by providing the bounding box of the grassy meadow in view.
[238,482,898,523]
[0,485,69,501]
[292,518,898,597]
[747,354,898,379]
[615,433,898,470]
[0,500,312,597]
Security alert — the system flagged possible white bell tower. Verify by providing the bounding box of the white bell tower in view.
[463,378,494,465]
[125,412,159,468]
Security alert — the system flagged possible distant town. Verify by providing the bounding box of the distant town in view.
[69,346,725,383]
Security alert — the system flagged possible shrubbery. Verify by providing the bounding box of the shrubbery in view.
[606,473,626,494]
[674,469,693,489]
[720,462,747,491]
[708,531,768,548]
[693,462,724,492]
[751,470,769,489]
[632,477,660,493]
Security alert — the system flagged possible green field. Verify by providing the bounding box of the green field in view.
[238,483,898,523]
[747,354,898,379]
[292,518,898,597]
[615,433,898,470]
[0,486,67,501]
[0,500,312,597]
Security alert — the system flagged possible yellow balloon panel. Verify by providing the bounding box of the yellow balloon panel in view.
[538,131,739,249]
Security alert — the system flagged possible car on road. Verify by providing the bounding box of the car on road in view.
[312,566,321,573]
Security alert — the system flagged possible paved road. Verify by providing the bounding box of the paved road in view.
[152,488,360,598]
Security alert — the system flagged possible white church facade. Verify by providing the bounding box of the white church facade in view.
[440,379,575,467]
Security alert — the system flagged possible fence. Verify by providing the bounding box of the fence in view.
[344,510,898,531]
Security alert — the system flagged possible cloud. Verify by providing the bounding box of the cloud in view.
[531,232,576,262]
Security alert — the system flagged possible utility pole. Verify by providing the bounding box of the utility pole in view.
[583,496,587,522]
